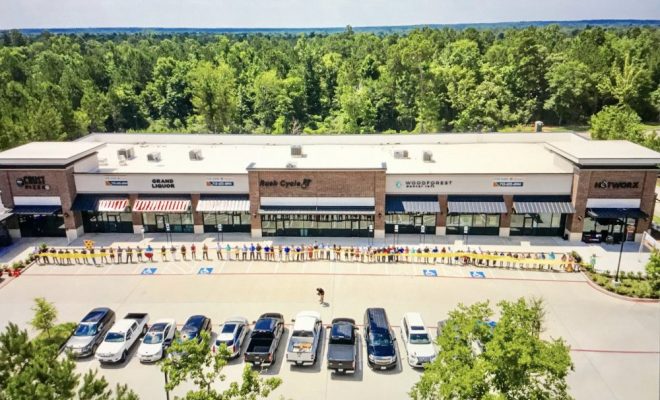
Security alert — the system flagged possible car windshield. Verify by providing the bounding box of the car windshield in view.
[104,332,125,342]
[410,333,431,344]
[180,329,198,341]
[73,323,97,337]
[143,332,163,344]
[369,332,391,347]
[221,324,236,334]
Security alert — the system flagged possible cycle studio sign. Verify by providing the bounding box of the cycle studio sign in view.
[594,180,640,190]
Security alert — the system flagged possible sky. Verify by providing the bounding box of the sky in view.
[1,0,659,29]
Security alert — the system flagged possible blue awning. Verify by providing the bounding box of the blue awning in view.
[71,194,100,211]
[587,208,647,220]
[386,196,440,213]
[11,206,62,215]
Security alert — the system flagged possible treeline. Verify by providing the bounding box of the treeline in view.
[0,26,659,150]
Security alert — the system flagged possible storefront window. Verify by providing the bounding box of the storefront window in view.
[202,212,251,233]
[18,214,66,237]
[510,213,566,237]
[261,214,374,237]
[447,213,500,235]
[385,213,436,234]
[142,213,194,233]
[582,216,636,243]
[82,212,133,233]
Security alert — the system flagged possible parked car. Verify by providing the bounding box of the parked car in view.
[364,308,397,370]
[286,311,322,366]
[137,319,176,362]
[65,307,116,357]
[244,313,284,367]
[400,312,436,368]
[95,313,149,364]
[326,318,358,374]
[180,315,212,343]
[213,317,249,358]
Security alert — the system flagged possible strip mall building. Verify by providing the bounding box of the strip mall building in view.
[0,132,657,243]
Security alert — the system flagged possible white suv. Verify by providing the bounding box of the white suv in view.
[400,312,437,368]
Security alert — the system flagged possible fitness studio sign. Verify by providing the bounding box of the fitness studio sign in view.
[16,175,49,190]
[260,178,312,189]
[594,180,640,189]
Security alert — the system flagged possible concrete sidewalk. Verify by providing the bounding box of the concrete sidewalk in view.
[1,232,652,274]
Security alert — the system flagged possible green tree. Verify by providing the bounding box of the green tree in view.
[189,61,236,133]
[160,331,281,399]
[598,54,651,109]
[544,59,594,124]
[0,323,138,400]
[30,297,57,339]
[589,105,658,150]
[410,298,573,400]
[645,250,660,295]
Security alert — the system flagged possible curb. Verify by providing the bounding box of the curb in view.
[582,272,659,304]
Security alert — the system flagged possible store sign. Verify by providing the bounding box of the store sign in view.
[594,180,639,189]
[493,177,524,187]
[105,176,128,187]
[395,179,452,189]
[206,178,234,187]
[260,178,312,189]
[152,178,175,189]
[15,176,50,190]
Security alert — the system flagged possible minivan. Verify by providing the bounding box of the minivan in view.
[364,308,397,370]
[65,307,116,357]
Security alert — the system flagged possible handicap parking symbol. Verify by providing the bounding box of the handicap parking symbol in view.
[198,267,214,275]
[423,269,438,277]
[469,271,486,278]
[141,267,157,275]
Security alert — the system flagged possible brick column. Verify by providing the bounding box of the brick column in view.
[129,193,142,234]
[191,193,203,234]
[436,194,447,235]
[500,195,513,237]
[565,169,590,241]
[637,171,658,240]
[374,171,386,238]
[62,167,83,242]
[248,171,262,237]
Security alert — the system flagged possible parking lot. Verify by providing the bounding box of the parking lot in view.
[0,257,658,400]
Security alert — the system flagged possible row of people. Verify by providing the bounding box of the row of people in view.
[37,243,577,270]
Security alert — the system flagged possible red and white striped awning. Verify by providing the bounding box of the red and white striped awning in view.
[97,199,129,212]
[133,199,191,213]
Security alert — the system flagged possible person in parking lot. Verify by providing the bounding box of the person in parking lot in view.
[170,245,177,261]
[125,246,133,263]
[239,244,246,260]
[202,243,209,260]
[109,247,115,264]
[255,243,262,260]
[160,245,167,261]
[284,245,290,261]
[136,246,143,262]
[180,244,187,261]
[89,248,96,265]
[316,287,325,304]
[116,247,123,264]
[226,244,233,260]
[100,247,108,264]
[263,244,270,261]
[248,243,255,260]
[216,242,223,260]
[191,243,197,260]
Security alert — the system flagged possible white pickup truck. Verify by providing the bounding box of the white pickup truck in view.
[95,313,149,364]
[286,311,322,366]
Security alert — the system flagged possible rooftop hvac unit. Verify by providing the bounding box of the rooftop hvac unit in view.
[394,150,409,159]
[117,147,135,160]
[118,155,127,166]
[147,152,161,162]
[423,151,433,162]
[285,162,297,168]
[98,157,108,166]
[290,145,303,157]
[189,149,203,160]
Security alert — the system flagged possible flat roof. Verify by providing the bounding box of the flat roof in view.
[0,142,104,166]
[546,140,660,166]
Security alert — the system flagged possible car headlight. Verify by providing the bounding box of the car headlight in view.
[368,354,375,362]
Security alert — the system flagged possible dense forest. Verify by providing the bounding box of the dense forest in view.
[0,26,659,150]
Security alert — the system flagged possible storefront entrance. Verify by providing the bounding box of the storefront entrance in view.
[18,214,65,237]
[510,213,566,237]
[82,212,133,233]
[202,212,250,233]
[582,216,637,243]
[143,213,194,233]
[261,214,374,237]
[385,213,436,234]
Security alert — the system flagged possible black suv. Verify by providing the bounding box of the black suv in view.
[364,308,397,370]
[180,315,212,342]
[65,307,116,357]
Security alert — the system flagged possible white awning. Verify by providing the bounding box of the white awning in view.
[514,201,575,214]
[448,201,507,214]
[133,199,191,213]
[197,199,250,212]
[98,199,129,212]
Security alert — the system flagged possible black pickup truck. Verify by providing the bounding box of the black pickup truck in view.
[326,318,358,373]
[244,313,284,367]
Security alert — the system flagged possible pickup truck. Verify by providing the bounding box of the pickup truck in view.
[327,318,358,374]
[95,313,149,364]
[244,313,284,367]
[286,311,322,366]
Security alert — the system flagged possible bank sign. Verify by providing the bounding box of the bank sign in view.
[395,179,452,189]
[260,178,312,189]
[594,180,640,189]
[16,175,50,190]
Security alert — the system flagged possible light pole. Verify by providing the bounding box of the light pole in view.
[420,225,426,245]
[614,210,628,283]
[368,224,374,246]
[164,370,170,400]
[394,224,399,247]
[217,223,223,243]
[463,225,469,246]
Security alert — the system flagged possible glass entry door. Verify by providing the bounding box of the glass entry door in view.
[522,215,537,235]
[155,215,166,231]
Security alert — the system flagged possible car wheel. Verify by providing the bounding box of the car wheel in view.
[120,350,127,363]
[142,326,147,335]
